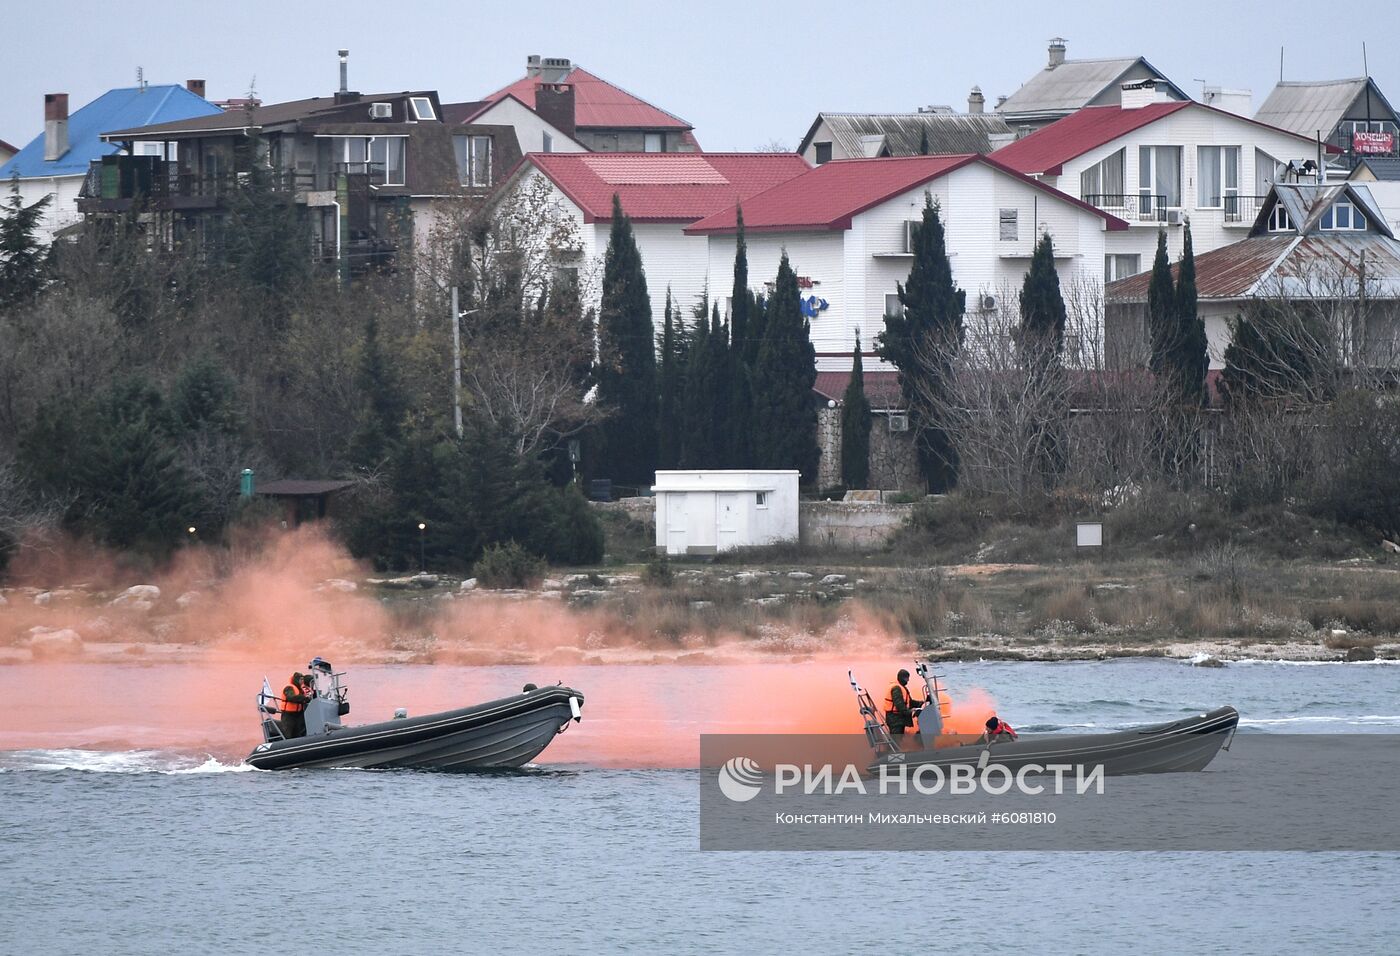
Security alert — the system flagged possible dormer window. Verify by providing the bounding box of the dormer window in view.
[1320,200,1366,231]
[409,97,436,121]
[1267,204,1293,232]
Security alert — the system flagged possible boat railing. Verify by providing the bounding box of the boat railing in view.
[849,670,901,755]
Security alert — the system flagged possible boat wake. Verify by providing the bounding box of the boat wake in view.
[0,749,257,774]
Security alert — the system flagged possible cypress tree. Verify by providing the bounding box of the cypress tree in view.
[679,301,719,466]
[1017,232,1067,368]
[918,127,930,156]
[596,194,659,485]
[657,289,681,469]
[752,252,819,480]
[841,331,872,489]
[728,210,755,468]
[877,194,965,492]
[0,175,51,309]
[1017,233,1069,488]
[349,312,408,472]
[1173,221,1209,407]
[1146,229,1176,378]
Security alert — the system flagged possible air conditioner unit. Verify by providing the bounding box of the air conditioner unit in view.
[1165,209,1184,225]
[979,293,998,312]
[888,412,910,433]
[904,220,919,254]
[369,102,393,120]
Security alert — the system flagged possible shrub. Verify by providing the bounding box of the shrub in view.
[474,541,546,589]
[644,554,674,586]
[1309,391,1400,540]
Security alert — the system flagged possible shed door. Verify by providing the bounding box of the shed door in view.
[666,494,689,555]
[717,493,742,551]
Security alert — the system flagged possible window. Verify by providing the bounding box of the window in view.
[755,492,768,507]
[1104,254,1141,283]
[369,137,405,186]
[1255,148,1280,196]
[999,208,1018,241]
[542,131,553,153]
[1138,145,1182,212]
[1197,146,1240,208]
[644,132,664,153]
[1080,148,1125,204]
[454,135,493,186]
[903,220,920,253]
[409,96,436,121]
[885,293,904,318]
[1267,203,1293,232]
[814,142,833,164]
[1321,200,1367,231]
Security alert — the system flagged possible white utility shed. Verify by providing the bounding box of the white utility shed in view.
[653,471,800,556]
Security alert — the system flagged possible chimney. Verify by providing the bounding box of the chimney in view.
[1047,37,1067,70]
[968,86,985,114]
[995,94,1008,110]
[534,83,576,140]
[44,93,69,162]
[186,79,206,98]
[1120,78,1170,110]
[526,54,543,78]
[334,49,359,104]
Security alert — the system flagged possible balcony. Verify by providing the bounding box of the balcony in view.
[78,157,315,210]
[1217,194,1268,226]
[1082,194,1175,224]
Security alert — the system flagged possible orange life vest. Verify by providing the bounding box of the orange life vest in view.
[884,682,914,713]
[283,679,305,713]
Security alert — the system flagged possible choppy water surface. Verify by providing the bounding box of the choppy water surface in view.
[3,659,1398,954]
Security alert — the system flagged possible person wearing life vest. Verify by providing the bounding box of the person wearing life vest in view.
[983,715,1018,744]
[281,672,310,739]
[883,669,923,736]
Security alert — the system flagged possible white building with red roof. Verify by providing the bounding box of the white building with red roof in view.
[685,154,1127,373]
[500,151,811,323]
[471,55,698,154]
[992,81,1337,281]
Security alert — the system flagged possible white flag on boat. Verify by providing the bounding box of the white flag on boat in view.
[259,677,277,713]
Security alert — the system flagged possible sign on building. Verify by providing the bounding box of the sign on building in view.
[1353,131,1395,155]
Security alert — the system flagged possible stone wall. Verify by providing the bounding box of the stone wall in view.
[798,501,915,550]
[591,497,913,552]
[816,405,922,491]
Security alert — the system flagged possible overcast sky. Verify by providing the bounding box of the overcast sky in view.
[4,0,1398,152]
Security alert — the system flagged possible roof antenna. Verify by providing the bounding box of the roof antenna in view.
[137,65,146,92]
[1278,46,1284,84]
[1362,42,1368,78]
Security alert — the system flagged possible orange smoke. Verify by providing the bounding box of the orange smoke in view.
[0,527,1000,768]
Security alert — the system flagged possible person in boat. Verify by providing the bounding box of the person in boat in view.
[983,715,1018,744]
[281,672,310,739]
[883,669,924,736]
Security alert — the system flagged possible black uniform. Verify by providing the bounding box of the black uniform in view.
[282,681,309,739]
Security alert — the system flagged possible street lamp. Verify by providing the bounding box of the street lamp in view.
[417,522,427,572]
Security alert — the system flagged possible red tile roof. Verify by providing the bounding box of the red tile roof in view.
[685,154,1128,235]
[993,101,1338,176]
[484,67,691,131]
[525,152,811,223]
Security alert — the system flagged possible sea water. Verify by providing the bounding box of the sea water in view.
[3,658,1398,954]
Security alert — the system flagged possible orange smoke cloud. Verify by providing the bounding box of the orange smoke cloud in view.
[1,528,999,768]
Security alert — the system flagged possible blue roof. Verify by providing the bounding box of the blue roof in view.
[0,85,222,180]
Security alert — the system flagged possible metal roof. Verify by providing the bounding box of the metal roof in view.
[686,154,1128,236]
[1106,231,1400,302]
[0,85,221,179]
[483,66,691,131]
[523,152,809,223]
[1254,78,1375,138]
[992,101,1331,177]
[996,57,1185,119]
[100,91,437,139]
[813,369,903,409]
[798,112,1013,157]
[1352,157,1400,182]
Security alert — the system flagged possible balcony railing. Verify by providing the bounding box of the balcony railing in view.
[1082,193,1172,222]
[79,157,315,203]
[1217,194,1268,224]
